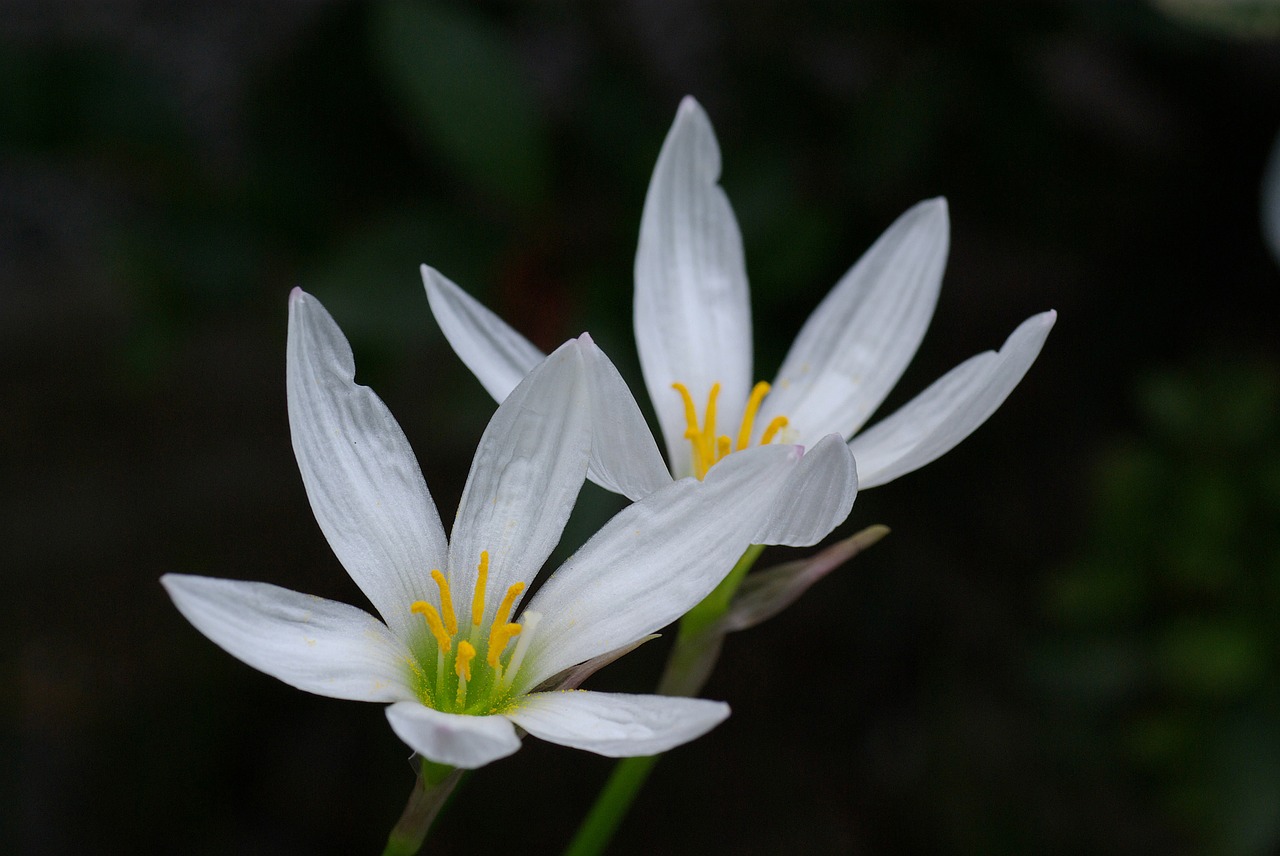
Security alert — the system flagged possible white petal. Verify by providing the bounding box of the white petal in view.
[752,433,858,547]
[507,691,729,757]
[850,310,1056,488]
[287,290,449,641]
[161,574,417,702]
[385,702,521,769]
[634,97,753,473]
[1263,127,1280,268]
[761,198,950,441]
[421,265,545,403]
[579,334,672,501]
[516,443,801,691]
[448,340,590,612]
[424,270,662,502]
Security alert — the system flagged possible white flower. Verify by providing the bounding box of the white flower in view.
[162,289,826,769]
[424,96,1054,496]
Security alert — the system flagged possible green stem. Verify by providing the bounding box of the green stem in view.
[560,544,766,856]
[679,544,765,639]
[561,755,660,856]
[381,760,465,856]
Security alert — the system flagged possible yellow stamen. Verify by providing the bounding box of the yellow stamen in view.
[760,415,789,445]
[455,640,476,707]
[454,640,476,682]
[430,569,457,636]
[672,382,733,479]
[470,551,490,627]
[487,623,522,668]
[672,378,793,478]
[736,381,772,450]
[672,382,699,439]
[492,582,525,628]
[411,601,452,652]
[487,582,525,659]
[702,383,720,468]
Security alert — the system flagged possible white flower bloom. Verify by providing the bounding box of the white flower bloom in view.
[162,289,816,769]
[424,96,1054,499]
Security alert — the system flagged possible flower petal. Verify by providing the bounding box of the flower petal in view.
[849,310,1056,488]
[761,198,950,441]
[506,691,729,757]
[385,701,521,769]
[579,334,672,501]
[516,443,801,691]
[421,265,544,403]
[424,270,666,502]
[752,433,858,547]
[448,339,591,612]
[634,97,753,474]
[161,574,417,702]
[288,290,449,641]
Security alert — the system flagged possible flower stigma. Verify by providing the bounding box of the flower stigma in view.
[407,550,533,715]
[672,380,789,479]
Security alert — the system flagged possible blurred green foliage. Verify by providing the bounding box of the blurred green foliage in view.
[6,1,1280,854]
[1041,358,1280,854]
[370,0,551,208]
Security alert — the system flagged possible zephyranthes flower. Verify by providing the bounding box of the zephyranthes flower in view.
[162,290,836,769]
[424,96,1054,493]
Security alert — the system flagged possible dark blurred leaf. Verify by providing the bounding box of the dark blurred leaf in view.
[1157,620,1265,698]
[1046,559,1147,625]
[1151,0,1280,38]
[302,204,503,353]
[369,0,550,207]
[1032,637,1149,704]
[0,44,188,164]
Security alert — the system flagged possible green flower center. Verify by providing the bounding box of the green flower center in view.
[404,550,538,715]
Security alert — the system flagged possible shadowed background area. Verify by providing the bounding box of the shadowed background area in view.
[3,1,1279,853]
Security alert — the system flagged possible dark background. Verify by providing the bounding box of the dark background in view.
[4,1,1279,853]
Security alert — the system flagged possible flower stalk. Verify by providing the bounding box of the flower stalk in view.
[382,760,464,856]
[562,525,891,856]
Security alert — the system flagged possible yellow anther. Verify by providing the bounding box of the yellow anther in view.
[487,582,525,658]
[430,569,457,636]
[673,379,791,479]
[702,383,721,466]
[411,601,452,652]
[736,381,772,450]
[454,640,476,683]
[493,582,525,628]
[471,551,490,627]
[760,415,789,445]
[487,623,522,668]
[672,382,699,439]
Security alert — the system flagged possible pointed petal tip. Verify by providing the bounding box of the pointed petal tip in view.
[677,94,704,116]
[912,196,950,225]
[1012,310,1058,344]
[672,95,713,135]
[576,331,595,346]
[420,264,444,291]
